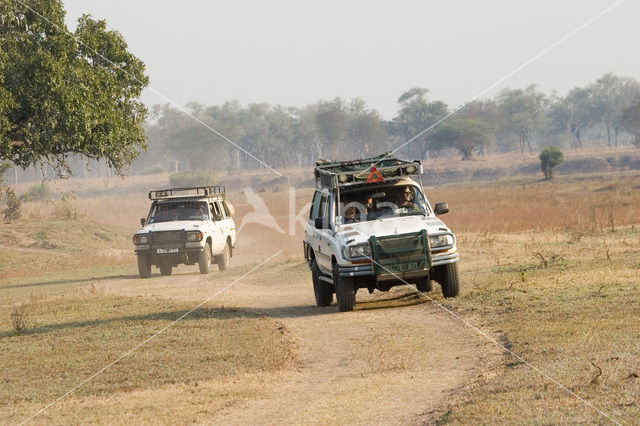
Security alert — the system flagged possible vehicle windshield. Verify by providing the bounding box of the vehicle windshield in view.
[149,201,209,223]
[339,184,429,224]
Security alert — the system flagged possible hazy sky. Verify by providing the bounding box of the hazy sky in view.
[63,0,639,119]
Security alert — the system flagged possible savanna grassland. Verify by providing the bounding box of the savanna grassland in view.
[1,167,639,424]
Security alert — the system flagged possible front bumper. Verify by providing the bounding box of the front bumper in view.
[134,242,205,255]
[338,252,458,279]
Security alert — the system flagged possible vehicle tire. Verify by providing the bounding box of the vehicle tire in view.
[439,263,460,298]
[198,242,212,274]
[416,277,433,293]
[215,242,230,271]
[312,259,333,307]
[137,255,151,278]
[159,264,172,276]
[333,262,355,312]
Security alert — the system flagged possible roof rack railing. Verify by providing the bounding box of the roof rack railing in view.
[149,186,226,200]
[314,153,422,189]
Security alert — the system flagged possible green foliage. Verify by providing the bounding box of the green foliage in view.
[139,165,166,175]
[539,146,564,179]
[430,119,493,160]
[22,183,51,201]
[169,170,217,187]
[3,186,21,220]
[0,1,148,177]
[392,88,448,159]
[497,85,548,152]
[0,161,20,220]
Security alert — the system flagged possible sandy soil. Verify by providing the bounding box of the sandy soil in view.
[95,250,502,425]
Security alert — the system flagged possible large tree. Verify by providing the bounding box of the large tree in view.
[430,118,493,160]
[391,88,448,160]
[497,85,548,152]
[591,73,640,147]
[547,87,596,148]
[0,0,148,176]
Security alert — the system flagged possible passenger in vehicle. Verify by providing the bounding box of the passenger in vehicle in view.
[397,186,415,208]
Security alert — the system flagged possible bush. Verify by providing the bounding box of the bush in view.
[22,183,51,201]
[3,187,22,220]
[50,192,77,219]
[169,170,216,187]
[139,165,166,175]
[539,146,564,179]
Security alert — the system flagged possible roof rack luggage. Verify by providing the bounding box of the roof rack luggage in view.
[314,153,422,189]
[149,186,226,200]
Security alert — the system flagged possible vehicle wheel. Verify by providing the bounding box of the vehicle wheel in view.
[416,277,433,293]
[159,264,172,276]
[439,263,460,298]
[215,242,230,271]
[137,255,151,278]
[198,243,212,274]
[312,259,333,307]
[333,262,355,312]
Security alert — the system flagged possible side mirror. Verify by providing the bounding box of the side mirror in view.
[140,218,146,226]
[213,214,223,221]
[315,218,328,229]
[434,202,449,216]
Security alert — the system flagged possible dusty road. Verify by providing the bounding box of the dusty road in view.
[98,256,501,424]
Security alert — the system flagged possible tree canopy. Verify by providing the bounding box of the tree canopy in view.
[0,0,148,176]
[430,118,493,160]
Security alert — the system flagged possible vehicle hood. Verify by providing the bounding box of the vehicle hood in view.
[135,220,207,234]
[335,215,451,245]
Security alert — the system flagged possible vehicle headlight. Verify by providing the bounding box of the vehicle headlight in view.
[186,231,203,242]
[429,234,453,248]
[133,234,148,245]
[347,243,371,258]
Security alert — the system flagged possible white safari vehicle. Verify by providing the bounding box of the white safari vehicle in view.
[133,186,236,278]
[303,154,460,311]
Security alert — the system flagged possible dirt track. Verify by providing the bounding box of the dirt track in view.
[98,256,502,424]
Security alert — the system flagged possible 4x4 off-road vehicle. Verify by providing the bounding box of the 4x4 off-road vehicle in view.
[133,186,236,278]
[303,154,459,311]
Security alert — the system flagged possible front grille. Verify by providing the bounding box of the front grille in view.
[150,230,186,245]
[369,230,432,275]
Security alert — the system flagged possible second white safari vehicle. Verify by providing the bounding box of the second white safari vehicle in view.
[133,186,236,278]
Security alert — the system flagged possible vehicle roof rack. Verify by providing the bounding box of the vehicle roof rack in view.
[314,153,422,189]
[149,186,226,200]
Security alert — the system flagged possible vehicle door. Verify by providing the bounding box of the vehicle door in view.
[209,201,226,253]
[310,191,333,274]
[221,199,236,247]
[215,200,234,250]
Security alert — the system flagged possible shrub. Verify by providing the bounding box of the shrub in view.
[50,192,77,219]
[169,170,216,187]
[140,165,166,175]
[23,183,51,201]
[539,146,564,179]
[3,187,22,220]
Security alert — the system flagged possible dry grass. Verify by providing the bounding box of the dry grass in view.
[3,167,640,423]
[428,171,640,233]
[438,227,640,424]
[0,292,292,424]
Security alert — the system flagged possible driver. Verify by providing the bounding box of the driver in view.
[396,186,415,208]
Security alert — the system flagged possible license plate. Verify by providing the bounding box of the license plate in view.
[157,248,179,254]
[387,262,418,273]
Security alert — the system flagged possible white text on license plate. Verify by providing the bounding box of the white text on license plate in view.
[157,248,179,254]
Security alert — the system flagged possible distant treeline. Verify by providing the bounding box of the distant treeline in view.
[134,72,640,174]
[11,73,640,181]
